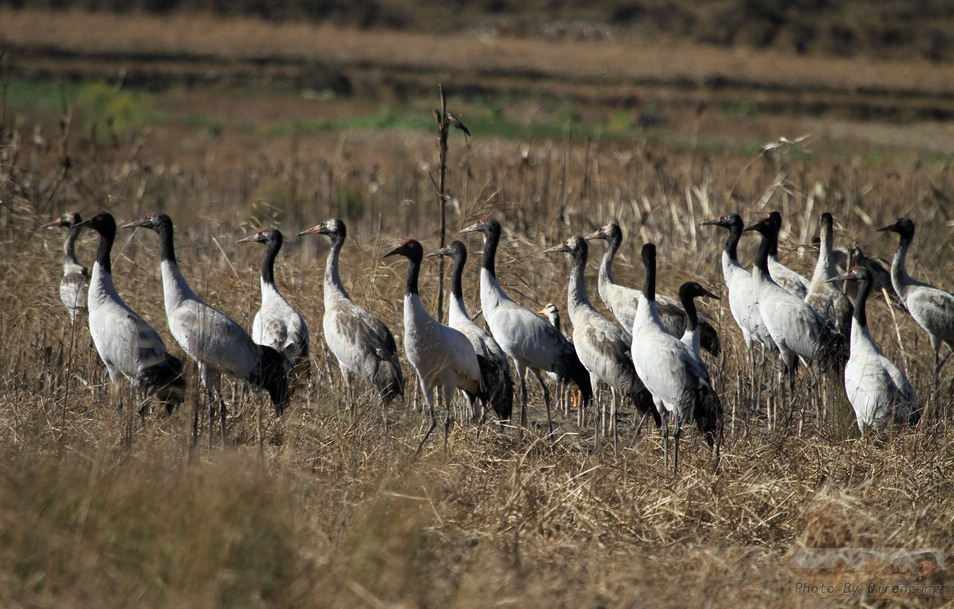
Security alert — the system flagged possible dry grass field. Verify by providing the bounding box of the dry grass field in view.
[2,8,954,609]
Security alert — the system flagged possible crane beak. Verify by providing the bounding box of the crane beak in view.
[298,223,327,236]
[426,246,451,258]
[121,219,147,229]
[382,245,404,258]
[74,217,94,229]
[459,222,480,234]
[237,235,259,244]
[826,271,852,283]
[542,244,566,254]
[700,218,721,227]
[40,219,65,229]
[701,287,720,300]
[582,229,602,240]
[875,223,896,233]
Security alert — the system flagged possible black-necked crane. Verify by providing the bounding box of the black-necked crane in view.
[42,211,89,323]
[585,222,720,356]
[460,217,592,438]
[427,240,513,423]
[238,228,310,384]
[828,266,917,434]
[877,217,954,388]
[630,243,722,479]
[805,212,853,341]
[767,211,811,298]
[544,235,659,452]
[702,213,775,409]
[124,212,289,447]
[77,212,185,415]
[384,239,485,452]
[677,281,720,367]
[298,218,404,418]
[744,215,835,394]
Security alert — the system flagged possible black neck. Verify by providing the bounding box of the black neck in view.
[679,288,699,333]
[261,235,281,286]
[570,240,588,304]
[480,225,499,279]
[724,220,742,262]
[641,245,656,302]
[94,222,115,275]
[852,274,872,329]
[753,229,772,275]
[449,249,465,300]
[405,252,422,296]
[156,217,177,265]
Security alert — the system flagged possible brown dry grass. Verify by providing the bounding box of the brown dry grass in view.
[2,46,954,608]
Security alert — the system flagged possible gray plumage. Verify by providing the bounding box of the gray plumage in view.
[78,212,184,415]
[125,212,289,447]
[239,228,310,382]
[428,240,513,421]
[460,217,592,436]
[830,266,916,434]
[585,222,720,356]
[805,212,854,341]
[545,236,659,447]
[299,218,404,409]
[878,217,954,379]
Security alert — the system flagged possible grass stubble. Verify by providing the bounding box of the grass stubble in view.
[1,59,953,609]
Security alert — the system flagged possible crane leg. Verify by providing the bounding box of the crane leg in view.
[611,389,618,457]
[673,420,682,479]
[661,413,670,482]
[414,384,437,456]
[530,369,554,439]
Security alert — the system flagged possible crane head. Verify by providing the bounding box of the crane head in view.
[238,228,282,246]
[679,281,719,302]
[583,222,621,243]
[298,218,345,239]
[425,240,465,260]
[876,217,915,240]
[41,211,83,230]
[122,211,170,232]
[460,217,498,236]
[701,213,742,230]
[383,239,423,262]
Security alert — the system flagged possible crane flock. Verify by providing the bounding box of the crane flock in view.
[45,207,950,464]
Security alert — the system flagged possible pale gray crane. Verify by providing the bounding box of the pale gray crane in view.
[298,218,404,418]
[427,240,513,423]
[544,235,659,452]
[238,228,310,384]
[702,213,776,409]
[630,243,722,479]
[878,217,954,386]
[585,222,720,356]
[77,212,184,415]
[805,212,853,341]
[744,215,835,392]
[42,211,89,323]
[384,239,485,452]
[460,217,592,438]
[828,266,917,434]
[124,212,289,447]
[767,211,811,298]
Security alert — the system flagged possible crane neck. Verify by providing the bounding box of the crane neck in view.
[323,232,349,300]
[404,253,422,297]
[680,291,699,334]
[722,221,742,263]
[752,229,772,278]
[599,232,620,285]
[64,224,83,269]
[889,232,914,291]
[260,237,280,287]
[851,273,872,329]
[479,226,500,279]
[448,250,465,301]
[811,221,835,282]
[641,252,656,302]
[93,223,114,276]
[568,242,592,314]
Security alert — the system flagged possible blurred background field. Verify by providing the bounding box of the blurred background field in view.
[0,3,953,608]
